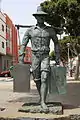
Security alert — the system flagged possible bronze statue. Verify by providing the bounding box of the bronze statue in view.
[19,6,60,112]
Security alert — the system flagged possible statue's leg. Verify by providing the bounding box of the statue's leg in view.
[40,55,50,111]
[32,53,41,100]
[40,71,49,110]
[34,80,41,98]
[32,65,41,103]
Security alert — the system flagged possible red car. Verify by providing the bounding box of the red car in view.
[0,70,11,77]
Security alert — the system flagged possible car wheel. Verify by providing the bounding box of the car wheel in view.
[5,74,8,77]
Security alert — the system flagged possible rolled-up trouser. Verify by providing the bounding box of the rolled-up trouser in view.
[32,52,50,82]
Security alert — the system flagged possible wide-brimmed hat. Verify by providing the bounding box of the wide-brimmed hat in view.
[33,6,47,16]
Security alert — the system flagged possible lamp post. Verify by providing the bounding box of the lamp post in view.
[67,43,70,76]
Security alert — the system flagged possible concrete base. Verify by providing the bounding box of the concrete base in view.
[0,115,80,120]
[18,102,63,115]
[12,63,30,92]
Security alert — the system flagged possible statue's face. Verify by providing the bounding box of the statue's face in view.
[35,15,45,23]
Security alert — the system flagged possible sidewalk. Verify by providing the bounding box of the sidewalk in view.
[0,77,80,118]
[0,77,13,82]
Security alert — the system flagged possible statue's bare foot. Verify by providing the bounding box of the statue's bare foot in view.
[41,102,49,112]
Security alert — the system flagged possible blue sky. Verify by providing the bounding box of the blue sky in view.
[1,0,45,25]
[1,0,49,46]
[1,0,58,50]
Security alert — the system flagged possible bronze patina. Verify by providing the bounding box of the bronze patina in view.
[19,6,60,112]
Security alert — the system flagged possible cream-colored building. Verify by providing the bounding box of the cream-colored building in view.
[0,11,6,55]
[0,11,6,73]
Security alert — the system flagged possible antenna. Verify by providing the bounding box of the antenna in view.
[0,0,2,11]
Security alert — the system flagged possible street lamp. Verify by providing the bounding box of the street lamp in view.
[67,43,70,76]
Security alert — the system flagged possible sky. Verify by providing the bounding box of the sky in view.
[1,0,60,51]
[1,0,45,25]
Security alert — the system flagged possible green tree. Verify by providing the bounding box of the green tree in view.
[41,0,65,34]
[41,0,80,36]
[41,0,80,79]
[59,36,78,60]
[49,50,55,60]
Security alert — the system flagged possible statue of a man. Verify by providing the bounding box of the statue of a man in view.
[19,6,60,111]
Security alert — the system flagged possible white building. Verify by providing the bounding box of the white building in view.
[0,11,6,72]
[0,11,6,55]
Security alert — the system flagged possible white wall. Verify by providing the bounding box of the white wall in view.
[0,11,6,55]
[10,40,12,54]
[0,36,6,55]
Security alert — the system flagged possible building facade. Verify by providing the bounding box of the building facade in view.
[2,14,13,71]
[0,11,6,72]
[0,12,18,73]
[0,11,32,73]
[12,24,18,65]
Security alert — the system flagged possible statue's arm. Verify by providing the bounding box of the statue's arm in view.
[19,30,30,63]
[52,30,60,65]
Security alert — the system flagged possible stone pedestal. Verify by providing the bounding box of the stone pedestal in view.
[0,115,80,120]
[12,63,30,92]
[18,102,63,115]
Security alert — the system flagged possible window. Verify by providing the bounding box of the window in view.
[6,25,10,35]
[10,29,12,39]
[2,24,4,32]
[6,25,7,32]
[6,40,10,47]
[2,42,4,48]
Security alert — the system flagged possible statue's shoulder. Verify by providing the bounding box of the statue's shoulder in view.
[25,26,35,33]
[27,26,34,30]
[46,25,55,33]
[27,25,38,31]
[30,25,37,29]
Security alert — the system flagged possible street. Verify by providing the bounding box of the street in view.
[0,77,80,118]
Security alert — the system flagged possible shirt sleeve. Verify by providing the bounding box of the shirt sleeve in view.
[22,29,31,45]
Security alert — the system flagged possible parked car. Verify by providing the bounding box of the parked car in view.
[0,70,11,77]
[0,66,14,77]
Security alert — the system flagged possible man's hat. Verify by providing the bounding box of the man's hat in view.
[33,6,47,16]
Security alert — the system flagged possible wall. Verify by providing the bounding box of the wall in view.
[1,55,12,71]
[12,24,18,64]
[0,12,6,55]
[0,55,2,73]
[0,36,6,55]
[0,14,18,72]
[5,14,13,55]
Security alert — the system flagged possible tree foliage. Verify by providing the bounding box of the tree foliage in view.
[41,0,80,37]
[41,0,65,34]
[59,36,78,60]
[41,0,80,79]
[41,0,80,59]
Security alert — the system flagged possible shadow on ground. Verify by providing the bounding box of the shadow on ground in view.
[8,82,80,110]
